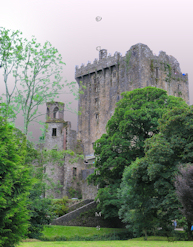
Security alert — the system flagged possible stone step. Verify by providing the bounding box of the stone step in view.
[51,200,96,225]
[67,199,94,213]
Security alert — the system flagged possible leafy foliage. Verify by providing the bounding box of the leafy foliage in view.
[0,27,86,137]
[118,158,158,239]
[119,106,193,239]
[88,87,187,219]
[26,182,56,239]
[0,28,24,121]
[0,116,32,247]
[52,196,69,217]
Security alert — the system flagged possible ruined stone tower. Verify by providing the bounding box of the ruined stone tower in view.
[75,43,189,158]
[43,101,85,198]
[44,102,65,198]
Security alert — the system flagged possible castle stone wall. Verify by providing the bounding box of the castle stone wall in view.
[80,168,98,200]
[44,121,65,198]
[75,43,189,156]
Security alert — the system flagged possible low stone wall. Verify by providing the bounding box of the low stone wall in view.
[51,201,96,225]
[68,199,93,213]
[51,200,126,228]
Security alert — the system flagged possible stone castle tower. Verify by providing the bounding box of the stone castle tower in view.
[44,102,65,197]
[43,101,97,199]
[43,102,83,198]
[42,43,189,199]
[75,43,189,157]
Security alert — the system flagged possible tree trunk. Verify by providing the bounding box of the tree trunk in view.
[143,229,148,240]
[187,220,193,241]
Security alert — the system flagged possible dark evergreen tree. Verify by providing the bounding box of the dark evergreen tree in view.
[0,117,32,246]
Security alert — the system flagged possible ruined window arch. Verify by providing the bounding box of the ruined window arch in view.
[53,107,59,119]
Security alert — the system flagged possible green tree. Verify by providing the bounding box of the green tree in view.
[118,158,158,239]
[0,27,23,120]
[88,87,188,220]
[0,117,32,247]
[0,27,86,136]
[119,106,193,239]
[13,34,66,135]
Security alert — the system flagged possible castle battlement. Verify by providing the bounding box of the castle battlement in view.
[75,43,188,79]
[75,50,122,78]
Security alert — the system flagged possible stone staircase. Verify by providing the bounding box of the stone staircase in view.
[67,199,94,213]
[51,199,96,226]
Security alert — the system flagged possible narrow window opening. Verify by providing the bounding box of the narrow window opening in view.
[47,107,50,117]
[96,113,99,119]
[52,128,57,136]
[95,98,99,106]
[73,167,77,177]
[156,67,159,78]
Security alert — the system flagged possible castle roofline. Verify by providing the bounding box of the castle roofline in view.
[75,43,185,79]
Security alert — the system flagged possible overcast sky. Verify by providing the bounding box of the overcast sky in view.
[1,0,193,143]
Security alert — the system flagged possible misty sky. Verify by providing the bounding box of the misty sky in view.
[1,0,193,143]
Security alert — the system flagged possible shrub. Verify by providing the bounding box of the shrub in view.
[52,196,69,217]
[0,118,32,247]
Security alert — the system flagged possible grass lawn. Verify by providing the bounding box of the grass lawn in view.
[18,239,193,247]
[41,225,127,239]
[19,226,193,246]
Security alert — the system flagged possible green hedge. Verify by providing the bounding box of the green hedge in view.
[38,231,134,241]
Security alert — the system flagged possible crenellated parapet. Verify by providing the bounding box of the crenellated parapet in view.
[75,50,122,79]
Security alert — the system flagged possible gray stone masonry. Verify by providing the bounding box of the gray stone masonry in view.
[51,201,96,225]
[51,200,125,228]
[67,199,93,213]
[44,102,65,198]
[75,43,189,156]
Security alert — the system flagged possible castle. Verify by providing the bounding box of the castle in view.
[42,43,189,199]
